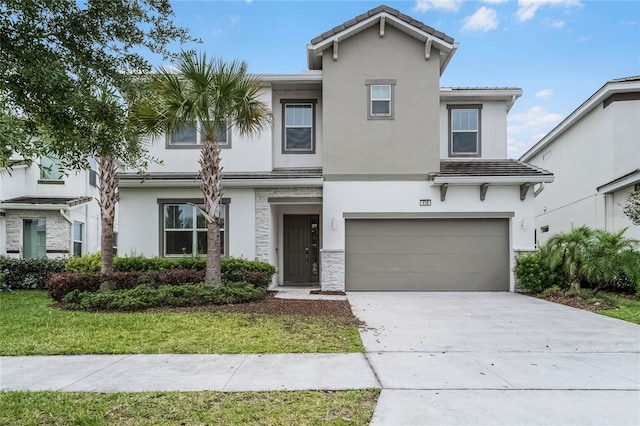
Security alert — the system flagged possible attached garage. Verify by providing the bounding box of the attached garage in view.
[345,218,509,291]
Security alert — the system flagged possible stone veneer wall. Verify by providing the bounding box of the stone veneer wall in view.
[5,210,71,255]
[320,249,345,292]
[254,186,323,262]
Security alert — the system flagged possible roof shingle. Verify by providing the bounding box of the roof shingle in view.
[438,160,553,177]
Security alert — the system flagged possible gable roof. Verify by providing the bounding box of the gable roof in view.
[307,4,457,73]
[520,76,640,162]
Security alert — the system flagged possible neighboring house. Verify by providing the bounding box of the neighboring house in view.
[0,156,103,258]
[520,76,640,244]
[118,5,553,292]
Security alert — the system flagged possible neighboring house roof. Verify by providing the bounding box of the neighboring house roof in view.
[432,160,554,185]
[118,169,324,188]
[0,196,93,209]
[597,169,640,194]
[520,76,640,162]
[307,4,457,73]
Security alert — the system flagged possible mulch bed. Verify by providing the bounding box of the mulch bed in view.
[542,295,616,311]
[146,292,363,325]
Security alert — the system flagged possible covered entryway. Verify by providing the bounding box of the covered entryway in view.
[283,214,320,285]
[345,218,509,291]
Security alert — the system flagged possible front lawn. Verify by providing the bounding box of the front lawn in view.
[0,389,380,426]
[0,291,363,355]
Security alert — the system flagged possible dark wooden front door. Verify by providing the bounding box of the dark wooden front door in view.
[283,215,319,284]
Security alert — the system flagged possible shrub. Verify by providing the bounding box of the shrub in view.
[65,253,101,273]
[113,255,206,272]
[0,257,67,289]
[62,282,266,311]
[46,273,102,301]
[514,250,563,294]
[221,258,276,288]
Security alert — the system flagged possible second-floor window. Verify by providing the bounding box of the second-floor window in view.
[366,79,396,120]
[449,105,482,156]
[168,122,230,149]
[39,156,64,181]
[282,100,316,153]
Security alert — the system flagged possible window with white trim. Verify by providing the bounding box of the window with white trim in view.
[370,85,391,116]
[449,106,481,156]
[168,122,230,148]
[283,101,315,153]
[161,202,227,256]
[73,221,83,257]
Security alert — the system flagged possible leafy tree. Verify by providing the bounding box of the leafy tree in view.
[544,226,594,290]
[623,189,640,225]
[0,0,195,168]
[132,52,270,286]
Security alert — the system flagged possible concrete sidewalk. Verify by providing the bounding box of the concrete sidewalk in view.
[0,353,379,392]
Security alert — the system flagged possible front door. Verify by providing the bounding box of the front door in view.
[283,215,319,285]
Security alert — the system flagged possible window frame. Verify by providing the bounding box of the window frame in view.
[366,79,396,120]
[38,156,65,183]
[158,198,230,257]
[165,121,232,150]
[72,221,84,257]
[281,99,317,154]
[448,104,482,157]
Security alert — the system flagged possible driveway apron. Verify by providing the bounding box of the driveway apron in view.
[348,292,640,426]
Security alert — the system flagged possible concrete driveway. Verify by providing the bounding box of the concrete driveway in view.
[348,292,640,426]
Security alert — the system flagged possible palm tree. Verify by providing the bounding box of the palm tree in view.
[583,229,640,291]
[544,226,594,290]
[132,52,270,286]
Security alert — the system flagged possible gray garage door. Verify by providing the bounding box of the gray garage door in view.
[345,218,509,291]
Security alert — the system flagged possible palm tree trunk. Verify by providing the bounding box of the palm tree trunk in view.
[98,155,117,290]
[199,139,224,287]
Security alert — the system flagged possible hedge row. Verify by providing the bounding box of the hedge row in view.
[1,255,276,291]
[0,257,66,289]
[62,282,266,311]
[46,270,206,301]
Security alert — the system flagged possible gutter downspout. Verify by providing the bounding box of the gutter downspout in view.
[534,182,545,197]
[59,209,72,224]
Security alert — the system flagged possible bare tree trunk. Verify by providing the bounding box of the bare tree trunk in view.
[98,154,118,290]
[199,138,224,287]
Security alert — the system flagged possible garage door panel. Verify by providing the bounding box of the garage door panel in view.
[345,219,509,291]
[347,235,507,255]
[348,254,507,274]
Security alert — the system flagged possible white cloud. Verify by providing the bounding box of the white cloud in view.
[550,19,565,28]
[245,0,253,4]
[516,0,582,22]
[577,34,592,42]
[508,106,564,157]
[229,14,241,25]
[483,0,508,3]
[535,89,554,98]
[415,0,463,13]
[462,7,499,32]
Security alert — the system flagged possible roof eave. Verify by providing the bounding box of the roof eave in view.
[307,11,455,72]
[431,175,554,185]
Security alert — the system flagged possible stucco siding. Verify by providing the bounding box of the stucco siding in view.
[322,24,441,177]
[529,99,639,243]
[323,180,535,291]
[118,187,256,258]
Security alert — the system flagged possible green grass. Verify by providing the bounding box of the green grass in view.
[0,291,363,355]
[595,292,640,324]
[0,389,380,426]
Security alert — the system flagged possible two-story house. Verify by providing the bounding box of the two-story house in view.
[117,5,553,292]
[520,76,640,244]
[0,156,102,258]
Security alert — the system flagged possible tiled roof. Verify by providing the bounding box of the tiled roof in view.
[310,4,454,45]
[439,160,553,177]
[1,196,93,206]
[609,76,640,83]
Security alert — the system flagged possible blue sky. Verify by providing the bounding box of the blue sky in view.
[162,0,640,158]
